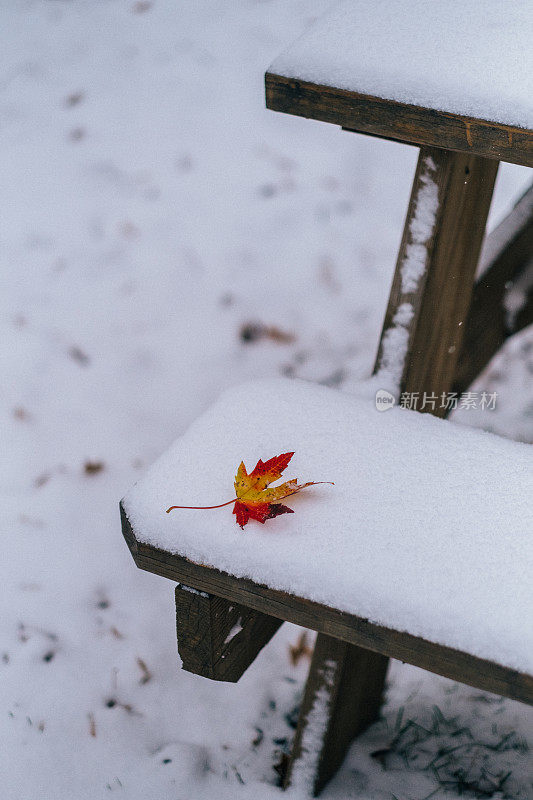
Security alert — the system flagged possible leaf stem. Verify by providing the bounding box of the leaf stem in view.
[166,498,235,513]
[166,482,334,514]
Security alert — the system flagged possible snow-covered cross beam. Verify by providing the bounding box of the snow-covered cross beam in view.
[454,181,533,395]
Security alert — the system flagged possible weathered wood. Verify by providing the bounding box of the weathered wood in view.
[175,583,282,682]
[120,505,533,706]
[374,147,498,413]
[265,74,533,168]
[453,182,533,395]
[283,636,388,795]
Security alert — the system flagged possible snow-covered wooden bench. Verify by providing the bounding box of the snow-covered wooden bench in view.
[121,1,533,794]
[121,380,533,792]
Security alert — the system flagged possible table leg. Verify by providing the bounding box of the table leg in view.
[453,181,533,396]
[375,146,499,409]
[283,635,388,795]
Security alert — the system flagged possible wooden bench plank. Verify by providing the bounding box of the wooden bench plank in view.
[121,504,533,706]
[265,74,533,168]
[175,583,282,682]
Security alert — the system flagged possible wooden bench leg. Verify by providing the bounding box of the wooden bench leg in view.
[283,634,388,796]
[453,181,533,396]
[374,146,499,409]
[175,584,282,682]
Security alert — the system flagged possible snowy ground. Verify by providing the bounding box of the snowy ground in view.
[1,2,532,799]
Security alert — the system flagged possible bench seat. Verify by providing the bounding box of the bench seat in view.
[122,378,533,703]
[265,0,533,166]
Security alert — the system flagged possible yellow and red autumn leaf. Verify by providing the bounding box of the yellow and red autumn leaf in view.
[166,451,332,529]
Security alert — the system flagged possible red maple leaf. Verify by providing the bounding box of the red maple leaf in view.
[167,451,333,529]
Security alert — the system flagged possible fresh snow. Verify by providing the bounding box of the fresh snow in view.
[124,377,533,675]
[270,0,533,130]
[400,156,438,294]
[373,301,414,396]
[224,619,244,645]
[373,155,439,395]
[2,0,533,798]
[505,259,533,330]
[181,583,209,599]
[288,659,337,795]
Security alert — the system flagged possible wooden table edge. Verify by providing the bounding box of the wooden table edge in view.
[265,72,533,168]
[120,503,533,706]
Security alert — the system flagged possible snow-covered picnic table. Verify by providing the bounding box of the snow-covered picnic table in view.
[269,0,533,130]
[123,378,533,676]
[122,2,533,795]
[266,0,533,168]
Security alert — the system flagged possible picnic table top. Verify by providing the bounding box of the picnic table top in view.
[122,378,533,681]
[266,0,533,166]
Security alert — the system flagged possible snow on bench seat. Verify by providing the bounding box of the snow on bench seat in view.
[269,0,533,130]
[123,378,533,675]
